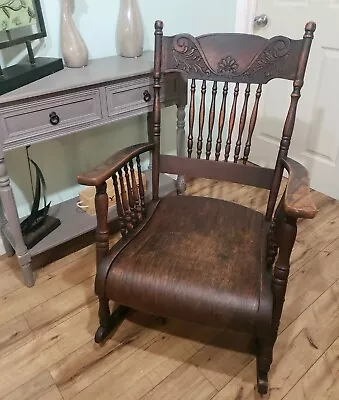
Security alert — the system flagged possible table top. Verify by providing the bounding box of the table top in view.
[0,51,155,104]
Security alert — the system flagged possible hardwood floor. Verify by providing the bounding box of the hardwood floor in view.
[0,178,338,400]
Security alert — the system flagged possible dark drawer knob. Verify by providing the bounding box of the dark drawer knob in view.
[143,90,152,103]
[49,112,60,125]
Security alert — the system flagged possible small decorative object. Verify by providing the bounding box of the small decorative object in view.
[116,0,144,58]
[77,173,147,216]
[60,0,88,68]
[0,0,64,95]
[20,147,61,249]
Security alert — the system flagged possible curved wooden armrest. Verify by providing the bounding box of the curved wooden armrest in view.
[77,142,155,186]
[281,157,317,219]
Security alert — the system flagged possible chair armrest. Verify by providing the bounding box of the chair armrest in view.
[77,142,155,186]
[281,157,317,219]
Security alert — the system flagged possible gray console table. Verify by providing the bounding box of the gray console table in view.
[0,51,187,287]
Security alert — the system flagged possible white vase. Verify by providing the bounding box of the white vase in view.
[116,0,144,58]
[61,0,89,68]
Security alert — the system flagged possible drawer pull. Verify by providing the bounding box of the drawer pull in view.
[143,90,152,103]
[49,112,60,125]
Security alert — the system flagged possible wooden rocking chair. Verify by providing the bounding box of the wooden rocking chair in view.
[78,21,317,395]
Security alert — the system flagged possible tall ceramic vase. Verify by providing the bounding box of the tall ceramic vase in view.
[116,0,144,58]
[61,0,89,68]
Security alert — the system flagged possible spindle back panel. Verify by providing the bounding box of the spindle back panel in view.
[160,31,303,164]
[153,21,315,218]
[185,79,263,164]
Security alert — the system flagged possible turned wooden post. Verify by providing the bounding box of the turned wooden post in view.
[188,79,196,158]
[243,84,262,165]
[234,84,250,163]
[271,215,297,341]
[224,83,239,162]
[206,81,217,160]
[197,80,206,159]
[152,20,163,200]
[95,182,109,267]
[266,22,316,220]
[215,82,228,161]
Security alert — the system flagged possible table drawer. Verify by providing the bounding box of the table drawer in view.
[2,89,102,142]
[106,74,177,117]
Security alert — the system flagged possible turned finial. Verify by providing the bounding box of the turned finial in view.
[304,21,316,38]
[154,20,164,33]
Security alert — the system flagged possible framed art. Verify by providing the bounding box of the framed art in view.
[0,0,47,49]
[0,0,63,95]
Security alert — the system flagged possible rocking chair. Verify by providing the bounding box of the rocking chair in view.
[77,20,317,395]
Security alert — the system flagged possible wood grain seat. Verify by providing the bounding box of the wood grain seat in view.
[105,196,271,333]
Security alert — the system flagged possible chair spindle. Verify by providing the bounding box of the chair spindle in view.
[197,80,207,159]
[243,84,262,164]
[215,82,228,161]
[187,79,196,158]
[206,81,218,160]
[224,83,239,162]
[118,169,133,232]
[136,155,146,217]
[112,173,127,236]
[129,160,142,224]
[124,164,137,228]
[234,84,251,163]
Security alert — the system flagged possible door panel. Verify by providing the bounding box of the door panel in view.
[251,0,339,199]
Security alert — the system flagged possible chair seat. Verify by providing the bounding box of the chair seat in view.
[105,196,272,333]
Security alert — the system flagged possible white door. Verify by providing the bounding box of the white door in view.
[248,0,339,199]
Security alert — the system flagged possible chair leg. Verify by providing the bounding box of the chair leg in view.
[95,297,131,343]
[256,337,273,395]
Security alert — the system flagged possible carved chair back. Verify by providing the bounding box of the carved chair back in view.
[152,21,315,219]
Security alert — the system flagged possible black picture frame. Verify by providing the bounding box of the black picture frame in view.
[0,0,47,50]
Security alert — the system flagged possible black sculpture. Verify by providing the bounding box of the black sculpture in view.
[20,149,60,249]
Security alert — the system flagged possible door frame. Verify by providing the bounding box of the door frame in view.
[235,0,258,33]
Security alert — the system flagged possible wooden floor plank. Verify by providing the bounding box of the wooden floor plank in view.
[50,313,168,400]
[0,267,25,298]
[140,363,217,400]
[290,203,339,274]
[2,370,60,400]
[283,336,339,400]
[279,237,339,333]
[24,275,96,334]
[0,254,19,276]
[189,331,253,391]
[0,252,96,326]
[296,195,338,236]
[0,303,98,397]
[211,280,339,400]
[0,315,33,359]
[70,322,217,400]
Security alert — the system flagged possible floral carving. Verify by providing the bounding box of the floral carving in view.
[172,35,211,75]
[243,37,291,77]
[217,56,239,74]
[170,34,292,82]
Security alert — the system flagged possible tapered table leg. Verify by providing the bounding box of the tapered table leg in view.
[0,157,34,287]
